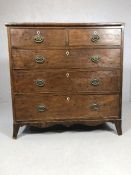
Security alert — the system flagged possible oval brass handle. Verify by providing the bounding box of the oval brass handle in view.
[91,34,100,43]
[91,79,100,86]
[37,105,47,112]
[90,103,100,111]
[35,79,45,87]
[35,55,46,64]
[34,31,44,43]
[91,31,100,43]
[90,56,101,63]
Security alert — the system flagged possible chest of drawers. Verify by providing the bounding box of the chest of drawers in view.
[6,23,124,138]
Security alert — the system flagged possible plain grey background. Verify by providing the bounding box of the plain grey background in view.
[0,0,131,103]
[0,1,131,175]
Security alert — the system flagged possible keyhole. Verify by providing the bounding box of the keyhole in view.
[37,31,40,35]
[67,97,70,101]
[66,51,70,56]
[66,73,70,78]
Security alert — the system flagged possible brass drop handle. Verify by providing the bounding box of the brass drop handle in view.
[34,31,44,43]
[37,105,47,112]
[90,103,100,111]
[91,31,100,43]
[35,79,45,87]
[35,55,46,64]
[90,56,101,63]
[91,79,100,86]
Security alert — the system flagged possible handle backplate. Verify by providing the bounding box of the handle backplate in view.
[90,56,101,63]
[35,79,45,87]
[90,103,100,111]
[35,55,46,64]
[91,79,100,86]
[37,105,47,112]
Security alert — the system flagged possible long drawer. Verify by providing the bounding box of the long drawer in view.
[14,94,119,121]
[12,49,121,69]
[13,70,120,93]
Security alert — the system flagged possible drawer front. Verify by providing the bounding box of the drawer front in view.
[69,28,121,46]
[13,70,120,93]
[14,94,119,121]
[12,49,121,69]
[10,28,66,48]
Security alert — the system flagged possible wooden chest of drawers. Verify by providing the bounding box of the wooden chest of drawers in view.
[6,23,124,138]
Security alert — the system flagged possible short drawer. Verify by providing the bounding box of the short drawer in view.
[69,28,121,46]
[13,70,120,93]
[14,94,119,121]
[10,28,66,48]
[12,49,121,69]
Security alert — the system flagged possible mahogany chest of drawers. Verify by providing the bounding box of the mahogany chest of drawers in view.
[6,23,124,138]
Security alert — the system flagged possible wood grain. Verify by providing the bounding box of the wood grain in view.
[69,29,121,46]
[12,70,120,93]
[14,94,119,121]
[12,49,121,69]
[6,23,124,138]
[10,28,67,49]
